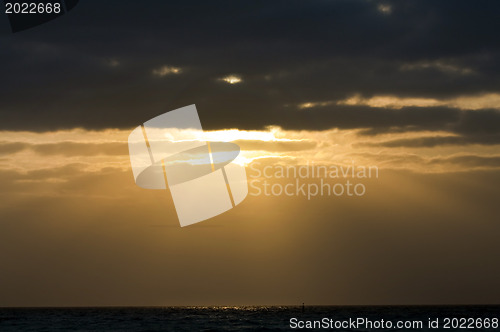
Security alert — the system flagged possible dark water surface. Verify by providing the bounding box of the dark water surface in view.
[0,306,498,331]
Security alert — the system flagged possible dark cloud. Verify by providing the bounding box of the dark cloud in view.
[429,155,500,168]
[355,108,500,147]
[340,151,500,170]
[360,135,500,148]
[1,0,500,132]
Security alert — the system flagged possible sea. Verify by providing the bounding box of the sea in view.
[0,305,499,331]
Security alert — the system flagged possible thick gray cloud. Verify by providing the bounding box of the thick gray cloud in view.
[355,109,500,147]
[1,0,500,135]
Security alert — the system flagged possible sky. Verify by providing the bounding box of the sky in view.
[0,0,500,306]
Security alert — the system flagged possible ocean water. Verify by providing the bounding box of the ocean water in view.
[0,305,499,331]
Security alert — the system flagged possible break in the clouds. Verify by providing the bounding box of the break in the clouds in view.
[152,65,183,77]
[302,93,500,111]
[220,75,242,85]
[377,4,392,15]
[399,59,475,75]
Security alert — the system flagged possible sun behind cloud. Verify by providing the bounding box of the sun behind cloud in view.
[220,75,242,84]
